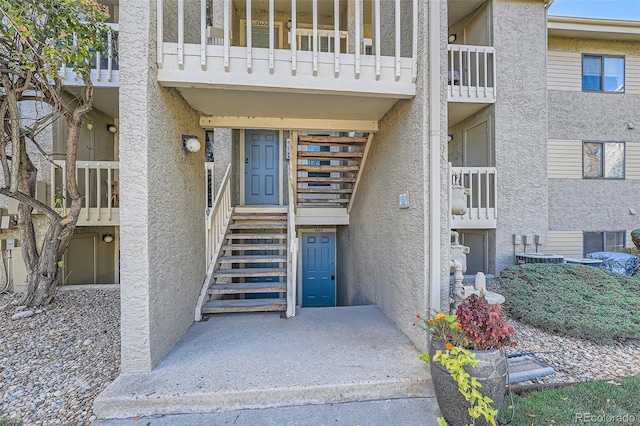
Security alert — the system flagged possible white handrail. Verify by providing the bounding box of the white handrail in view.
[286,134,298,318]
[205,163,232,266]
[450,166,498,222]
[196,163,232,321]
[447,44,496,99]
[50,161,120,216]
[160,0,418,88]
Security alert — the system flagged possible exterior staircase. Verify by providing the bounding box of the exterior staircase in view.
[202,209,288,314]
[296,133,372,208]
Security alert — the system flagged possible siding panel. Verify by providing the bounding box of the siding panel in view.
[627,142,640,180]
[548,231,583,258]
[548,139,582,178]
[627,55,640,95]
[547,51,581,91]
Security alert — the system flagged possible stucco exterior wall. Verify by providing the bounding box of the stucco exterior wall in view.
[119,0,205,373]
[492,0,548,273]
[337,1,446,352]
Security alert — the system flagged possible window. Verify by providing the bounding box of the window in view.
[583,141,625,179]
[582,55,624,92]
[583,231,626,256]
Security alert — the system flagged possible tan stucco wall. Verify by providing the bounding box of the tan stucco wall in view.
[119,0,205,373]
[492,0,548,273]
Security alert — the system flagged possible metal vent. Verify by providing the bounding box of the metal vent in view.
[515,253,564,265]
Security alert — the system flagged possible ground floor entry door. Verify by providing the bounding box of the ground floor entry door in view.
[302,232,336,307]
[245,130,279,205]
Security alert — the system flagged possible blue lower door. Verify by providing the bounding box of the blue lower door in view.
[245,130,279,205]
[302,233,336,307]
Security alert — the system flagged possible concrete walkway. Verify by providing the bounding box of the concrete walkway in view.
[94,305,437,422]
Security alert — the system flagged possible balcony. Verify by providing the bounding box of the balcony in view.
[157,0,417,130]
[450,166,497,229]
[51,161,119,226]
[447,44,495,125]
[62,23,119,88]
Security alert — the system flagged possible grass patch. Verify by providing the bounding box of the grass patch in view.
[500,264,640,343]
[498,377,640,425]
[0,420,22,426]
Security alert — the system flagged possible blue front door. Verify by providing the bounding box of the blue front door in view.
[245,130,279,205]
[302,232,336,307]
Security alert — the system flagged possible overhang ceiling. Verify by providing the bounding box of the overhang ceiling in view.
[66,87,119,119]
[178,87,397,122]
[548,16,640,42]
[448,0,486,26]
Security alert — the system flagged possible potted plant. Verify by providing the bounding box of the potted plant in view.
[416,294,516,426]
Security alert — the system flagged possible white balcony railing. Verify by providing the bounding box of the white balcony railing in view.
[50,161,119,225]
[448,44,495,103]
[62,23,119,87]
[450,166,497,229]
[157,0,417,98]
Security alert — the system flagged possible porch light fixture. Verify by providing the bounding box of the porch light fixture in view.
[182,135,201,153]
[287,19,292,29]
[448,34,457,43]
[102,234,114,243]
[447,134,454,142]
[107,124,118,133]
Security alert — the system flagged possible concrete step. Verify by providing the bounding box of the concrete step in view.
[217,255,287,264]
[202,298,287,313]
[209,282,286,295]
[213,268,287,278]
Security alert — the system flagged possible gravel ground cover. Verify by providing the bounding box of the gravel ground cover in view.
[1,287,639,424]
[0,288,120,425]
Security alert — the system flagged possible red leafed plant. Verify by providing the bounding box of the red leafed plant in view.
[456,294,517,350]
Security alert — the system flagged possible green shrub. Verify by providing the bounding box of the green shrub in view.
[621,247,640,256]
[631,229,640,250]
[500,264,640,343]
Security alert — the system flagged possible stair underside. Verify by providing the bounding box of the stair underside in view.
[296,133,370,207]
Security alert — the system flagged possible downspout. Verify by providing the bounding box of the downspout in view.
[429,0,442,311]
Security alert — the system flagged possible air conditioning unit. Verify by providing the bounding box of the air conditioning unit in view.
[515,253,564,265]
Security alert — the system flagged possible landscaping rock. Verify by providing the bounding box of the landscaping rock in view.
[11,310,34,320]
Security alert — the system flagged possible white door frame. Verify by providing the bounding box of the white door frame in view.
[297,227,337,307]
[239,129,284,206]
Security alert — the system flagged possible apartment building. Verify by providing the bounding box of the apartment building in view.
[545,16,640,258]
[8,0,638,381]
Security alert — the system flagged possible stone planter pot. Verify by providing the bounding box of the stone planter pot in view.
[429,341,507,426]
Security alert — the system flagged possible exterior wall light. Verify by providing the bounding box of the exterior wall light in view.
[448,34,457,43]
[182,135,201,153]
[102,234,114,243]
[287,20,292,29]
[447,134,454,142]
[107,124,118,133]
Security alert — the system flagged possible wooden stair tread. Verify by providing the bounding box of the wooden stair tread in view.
[298,135,368,143]
[209,282,286,294]
[297,188,354,194]
[297,177,356,183]
[226,233,287,240]
[228,223,287,229]
[218,255,287,263]
[296,198,350,204]
[297,151,363,158]
[202,298,287,313]
[298,165,360,172]
[214,268,287,278]
[222,243,287,250]
[233,214,287,221]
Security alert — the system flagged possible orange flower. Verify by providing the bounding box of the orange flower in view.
[445,342,453,350]
[455,323,462,329]
[434,313,446,322]
[428,319,434,324]
[18,25,27,32]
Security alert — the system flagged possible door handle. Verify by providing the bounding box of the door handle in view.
[331,273,335,281]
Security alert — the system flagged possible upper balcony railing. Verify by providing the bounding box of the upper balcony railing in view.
[50,161,119,226]
[156,0,417,100]
[62,23,119,88]
[448,44,495,104]
[450,166,497,229]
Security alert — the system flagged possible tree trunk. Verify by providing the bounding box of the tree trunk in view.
[20,264,59,307]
